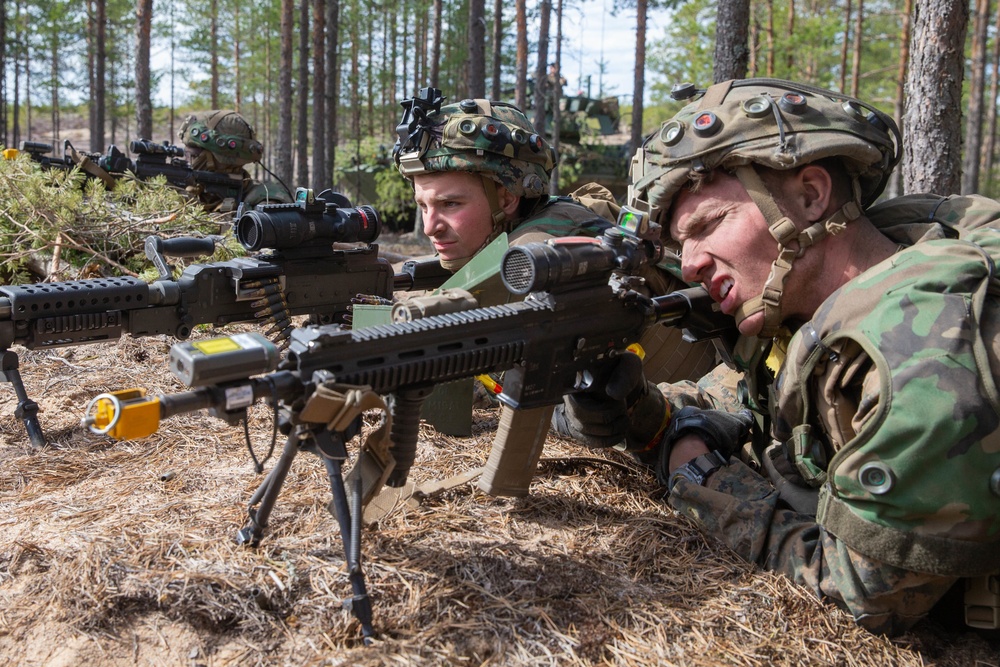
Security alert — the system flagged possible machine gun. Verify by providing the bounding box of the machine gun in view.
[80,226,736,637]
[99,140,247,208]
[1,189,449,447]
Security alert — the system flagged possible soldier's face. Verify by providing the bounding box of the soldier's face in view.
[668,172,778,336]
[413,171,497,263]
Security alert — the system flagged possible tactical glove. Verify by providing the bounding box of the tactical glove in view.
[654,406,754,485]
[550,353,667,449]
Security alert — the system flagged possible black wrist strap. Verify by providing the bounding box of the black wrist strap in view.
[667,450,728,495]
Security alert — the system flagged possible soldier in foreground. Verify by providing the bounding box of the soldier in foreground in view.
[178,109,291,212]
[557,78,1000,635]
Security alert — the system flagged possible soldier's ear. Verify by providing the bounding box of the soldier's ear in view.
[796,163,834,224]
[498,186,521,218]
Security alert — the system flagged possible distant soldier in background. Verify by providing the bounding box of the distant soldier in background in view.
[178,110,291,212]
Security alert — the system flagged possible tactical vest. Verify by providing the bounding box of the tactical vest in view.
[771,194,1000,577]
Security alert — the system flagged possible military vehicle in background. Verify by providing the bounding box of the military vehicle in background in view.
[333,144,418,233]
[546,93,632,200]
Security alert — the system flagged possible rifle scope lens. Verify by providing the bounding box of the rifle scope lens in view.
[501,239,617,294]
[236,204,381,251]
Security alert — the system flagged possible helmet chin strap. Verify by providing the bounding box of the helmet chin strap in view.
[733,165,862,338]
[439,175,511,273]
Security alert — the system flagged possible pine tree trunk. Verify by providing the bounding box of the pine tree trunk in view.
[210,0,219,109]
[468,0,486,97]
[980,5,1000,197]
[296,0,309,187]
[50,33,60,149]
[532,0,551,133]
[903,0,968,194]
[430,0,442,88]
[850,0,863,97]
[887,0,912,199]
[134,0,153,141]
[786,0,795,72]
[515,0,528,110]
[491,0,503,99]
[961,0,990,193]
[325,0,339,182]
[312,0,327,190]
[839,0,851,92]
[631,0,647,153]
[276,0,295,188]
[234,4,242,110]
[0,0,6,147]
[550,0,563,195]
[714,0,750,81]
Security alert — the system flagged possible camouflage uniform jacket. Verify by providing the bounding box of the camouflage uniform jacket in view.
[509,195,611,243]
[664,194,1000,635]
[193,171,291,213]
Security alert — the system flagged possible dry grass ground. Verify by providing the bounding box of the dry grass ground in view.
[1,236,999,666]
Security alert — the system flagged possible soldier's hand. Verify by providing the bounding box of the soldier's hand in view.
[551,353,665,448]
[654,406,754,483]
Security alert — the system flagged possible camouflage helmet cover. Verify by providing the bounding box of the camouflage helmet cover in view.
[627,78,902,226]
[179,110,264,167]
[393,89,555,198]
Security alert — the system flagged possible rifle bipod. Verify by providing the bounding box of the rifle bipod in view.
[236,422,376,644]
[2,351,46,447]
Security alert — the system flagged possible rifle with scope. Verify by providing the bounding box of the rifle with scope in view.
[1,189,451,448]
[99,140,248,208]
[6,138,246,203]
[11,140,77,171]
[81,225,735,640]
[4,140,118,187]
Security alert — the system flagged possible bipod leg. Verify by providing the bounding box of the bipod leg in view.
[236,430,300,547]
[319,430,375,644]
[2,351,46,447]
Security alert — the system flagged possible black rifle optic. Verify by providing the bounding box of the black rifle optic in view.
[2,189,450,447]
[82,226,735,640]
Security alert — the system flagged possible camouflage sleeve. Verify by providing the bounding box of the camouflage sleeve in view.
[656,361,745,414]
[669,460,959,635]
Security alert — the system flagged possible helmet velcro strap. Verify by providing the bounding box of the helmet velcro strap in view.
[698,80,734,110]
[788,200,863,255]
[481,175,508,228]
[735,295,763,323]
[769,216,799,246]
[735,165,785,224]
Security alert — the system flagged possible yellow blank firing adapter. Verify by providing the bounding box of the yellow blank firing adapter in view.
[82,389,163,440]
